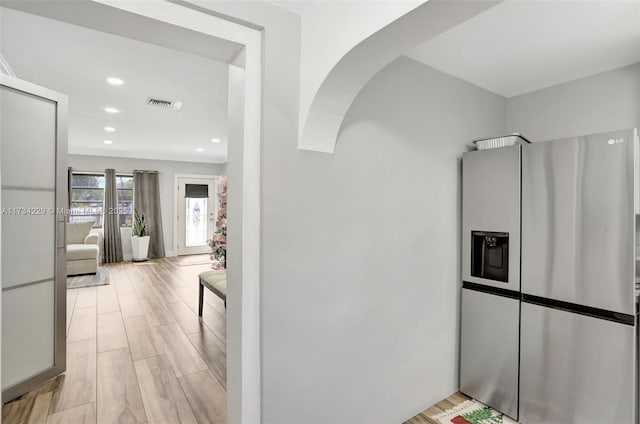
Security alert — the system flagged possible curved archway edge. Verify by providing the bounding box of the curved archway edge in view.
[300,0,503,154]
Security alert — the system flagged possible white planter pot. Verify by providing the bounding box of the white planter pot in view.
[131,235,150,261]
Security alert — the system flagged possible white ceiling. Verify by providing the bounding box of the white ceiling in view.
[268,1,317,16]
[405,0,640,98]
[0,7,230,163]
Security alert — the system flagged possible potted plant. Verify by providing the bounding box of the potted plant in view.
[131,209,150,261]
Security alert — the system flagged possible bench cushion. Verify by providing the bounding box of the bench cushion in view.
[199,270,227,297]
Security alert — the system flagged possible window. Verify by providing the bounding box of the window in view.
[70,173,104,227]
[116,175,133,227]
[70,173,134,228]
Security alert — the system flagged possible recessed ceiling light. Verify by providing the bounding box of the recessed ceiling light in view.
[106,77,124,86]
[211,138,221,143]
[196,147,204,152]
[104,140,113,145]
[104,126,115,132]
[104,107,120,114]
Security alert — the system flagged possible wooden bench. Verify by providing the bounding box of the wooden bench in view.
[198,270,227,315]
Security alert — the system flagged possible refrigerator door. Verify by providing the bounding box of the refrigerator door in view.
[463,145,521,292]
[522,129,636,315]
[460,288,519,420]
[520,302,635,424]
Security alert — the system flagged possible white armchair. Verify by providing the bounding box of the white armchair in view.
[66,221,100,276]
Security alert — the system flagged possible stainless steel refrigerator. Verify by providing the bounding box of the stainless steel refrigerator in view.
[460,128,639,424]
[519,128,638,424]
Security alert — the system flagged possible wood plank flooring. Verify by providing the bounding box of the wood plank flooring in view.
[403,392,471,424]
[2,256,226,424]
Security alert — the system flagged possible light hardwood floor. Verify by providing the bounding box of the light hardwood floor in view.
[403,392,471,424]
[2,256,226,424]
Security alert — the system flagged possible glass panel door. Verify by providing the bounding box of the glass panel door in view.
[176,177,216,256]
[185,197,208,247]
[1,75,67,401]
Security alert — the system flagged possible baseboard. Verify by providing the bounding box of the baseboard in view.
[166,250,177,257]
[121,251,173,260]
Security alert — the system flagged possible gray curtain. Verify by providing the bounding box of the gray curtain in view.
[133,170,165,258]
[103,169,123,263]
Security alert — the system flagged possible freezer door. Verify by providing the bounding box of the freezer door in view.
[522,129,636,315]
[520,302,635,424]
[462,145,521,292]
[460,288,519,420]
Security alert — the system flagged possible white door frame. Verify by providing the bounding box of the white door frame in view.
[174,174,218,256]
[90,3,263,423]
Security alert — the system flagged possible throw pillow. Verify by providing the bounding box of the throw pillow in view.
[66,221,95,244]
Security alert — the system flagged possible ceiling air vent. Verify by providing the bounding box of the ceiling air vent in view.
[146,97,183,110]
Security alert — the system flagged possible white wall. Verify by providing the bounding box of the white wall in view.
[186,3,507,422]
[260,57,506,423]
[68,154,224,257]
[182,3,302,422]
[507,63,640,141]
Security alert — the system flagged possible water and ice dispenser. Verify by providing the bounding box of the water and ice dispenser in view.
[470,231,509,283]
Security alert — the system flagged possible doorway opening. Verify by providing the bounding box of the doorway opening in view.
[0,1,262,423]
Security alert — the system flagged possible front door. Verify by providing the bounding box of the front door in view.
[177,177,216,255]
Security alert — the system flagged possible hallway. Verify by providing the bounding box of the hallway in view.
[2,256,226,424]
